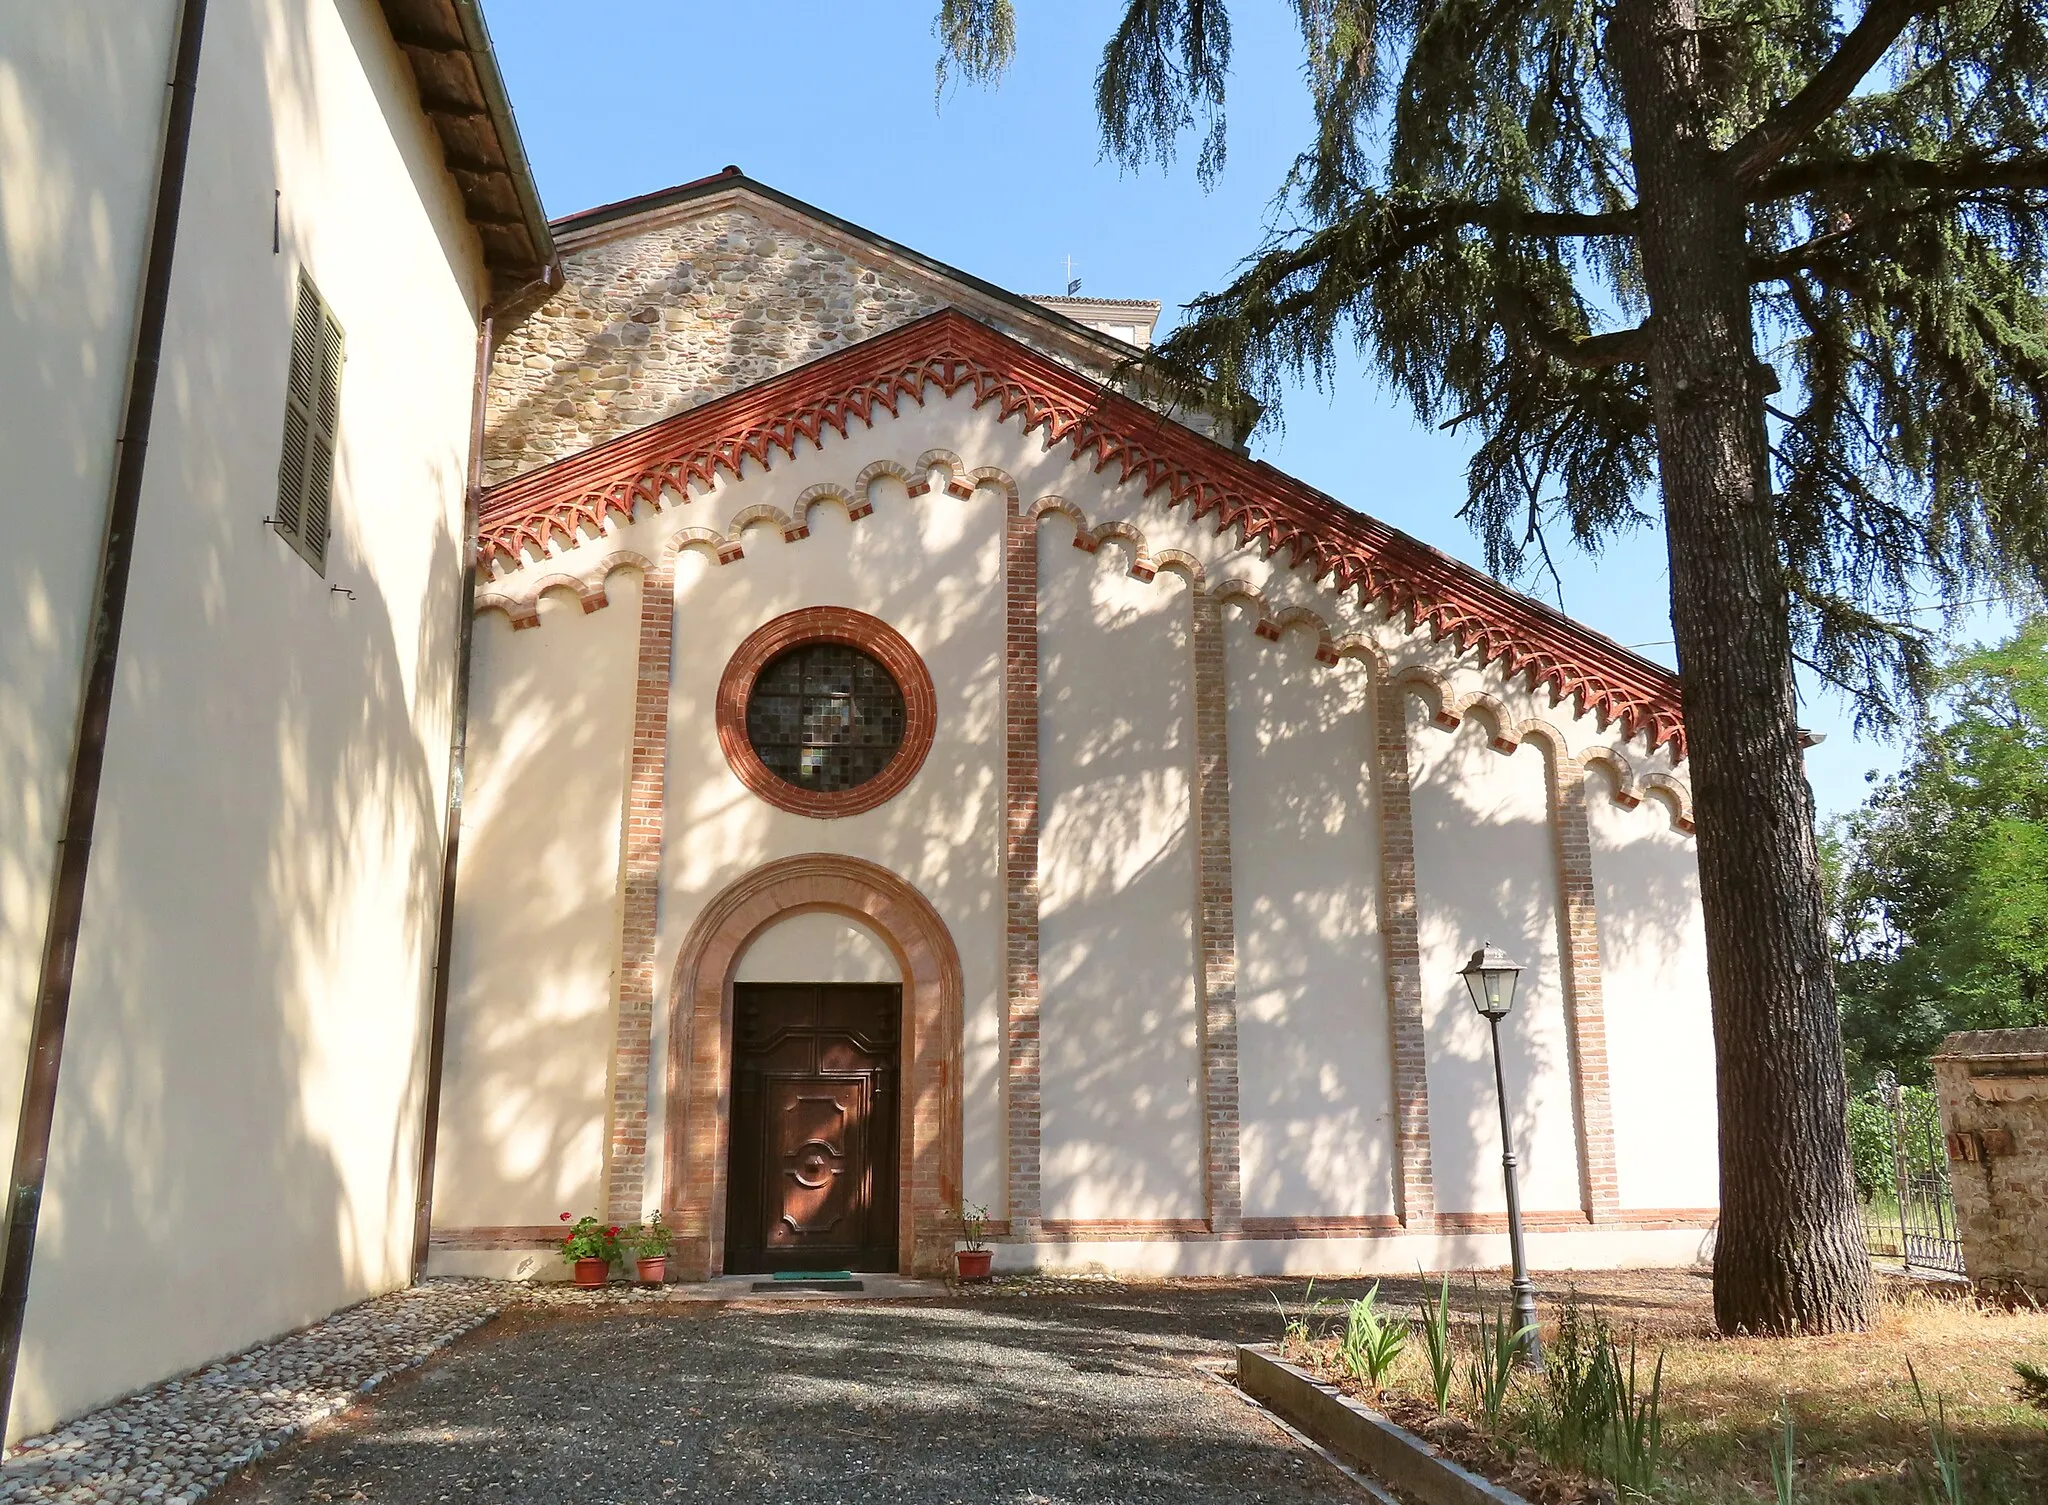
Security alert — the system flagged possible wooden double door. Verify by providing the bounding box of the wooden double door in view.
[725,983,901,1274]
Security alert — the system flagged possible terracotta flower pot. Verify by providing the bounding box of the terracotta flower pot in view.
[573,1256,610,1288]
[636,1256,667,1285]
[955,1248,993,1282]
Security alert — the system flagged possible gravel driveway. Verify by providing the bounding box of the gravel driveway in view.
[215,1287,1369,1505]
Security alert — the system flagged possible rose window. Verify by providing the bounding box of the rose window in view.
[743,643,908,794]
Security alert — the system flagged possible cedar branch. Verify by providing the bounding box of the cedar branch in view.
[1751,150,2048,201]
[1519,316,1653,369]
[1724,0,1934,184]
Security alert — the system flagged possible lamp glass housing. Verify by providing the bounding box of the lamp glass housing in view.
[1459,943,1523,1020]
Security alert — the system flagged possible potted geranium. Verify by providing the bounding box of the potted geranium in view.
[625,1211,673,1285]
[558,1213,620,1288]
[955,1202,993,1282]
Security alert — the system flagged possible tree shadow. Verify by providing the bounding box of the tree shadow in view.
[1038,526,1204,1223]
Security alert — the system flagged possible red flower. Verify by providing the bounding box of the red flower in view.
[560,1212,572,1221]
[608,1226,621,1237]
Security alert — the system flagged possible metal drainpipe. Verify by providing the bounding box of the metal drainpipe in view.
[411,304,496,1281]
[410,263,556,1281]
[0,0,209,1429]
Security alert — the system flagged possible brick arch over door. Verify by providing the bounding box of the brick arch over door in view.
[663,853,964,1278]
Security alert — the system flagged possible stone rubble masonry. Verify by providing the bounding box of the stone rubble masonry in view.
[484,198,1175,487]
[1933,1027,2048,1298]
[1190,586,1243,1231]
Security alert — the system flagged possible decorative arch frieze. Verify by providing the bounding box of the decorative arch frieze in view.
[850,458,908,505]
[668,527,736,566]
[1638,773,1697,833]
[968,465,1020,504]
[1150,549,1205,589]
[475,548,653,630]
[793,481,865,529]
[908,448,974,499]
[476,310,1685,758]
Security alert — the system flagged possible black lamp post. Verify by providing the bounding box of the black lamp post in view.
[1459,941,1543,1366]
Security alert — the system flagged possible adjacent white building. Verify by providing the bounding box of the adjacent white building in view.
[0,0,551,1443]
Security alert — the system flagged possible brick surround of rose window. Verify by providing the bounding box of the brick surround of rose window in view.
[714,606,937,820]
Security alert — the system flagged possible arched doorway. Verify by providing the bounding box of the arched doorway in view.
[663,854,963,1279]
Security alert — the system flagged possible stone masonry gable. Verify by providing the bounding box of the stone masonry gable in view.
[484,178,1202,484]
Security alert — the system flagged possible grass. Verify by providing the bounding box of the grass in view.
[1650,1283,2046,1503]
[1277,1270,2048,1503]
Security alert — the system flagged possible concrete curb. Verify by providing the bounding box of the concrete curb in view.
[1235,1345,1532,1505]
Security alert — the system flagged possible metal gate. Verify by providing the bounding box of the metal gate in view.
[1861,1070,1965,1276]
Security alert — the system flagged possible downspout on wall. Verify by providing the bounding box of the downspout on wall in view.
[0,0,210,1430]
[411,306,495,1281]
[412,265,557,1280]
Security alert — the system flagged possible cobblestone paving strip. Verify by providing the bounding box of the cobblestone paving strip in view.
[0,1281,503,1505]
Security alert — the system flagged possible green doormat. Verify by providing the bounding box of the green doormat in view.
[771,1270,853,1281]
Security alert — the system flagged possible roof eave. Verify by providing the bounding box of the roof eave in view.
[377,0,557,296]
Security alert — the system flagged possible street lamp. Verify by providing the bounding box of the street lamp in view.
[1459,941,1543,1366]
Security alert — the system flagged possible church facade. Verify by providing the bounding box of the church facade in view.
[427,172,1720,1281]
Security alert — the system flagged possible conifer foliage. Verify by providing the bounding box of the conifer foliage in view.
[941,0,2048,1334]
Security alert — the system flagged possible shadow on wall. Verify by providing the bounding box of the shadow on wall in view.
[436,571,648,1227]
[1038,518,1203,1223]
[1583,764,1702,968]
[14,0,474,1437]
[1583,761,1715,1209]
[1408,705,1578,1216]
[1221,611,1395,1220]
[0,1,185,1192]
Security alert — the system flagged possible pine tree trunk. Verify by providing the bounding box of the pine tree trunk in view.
[1612,0,1874,1334]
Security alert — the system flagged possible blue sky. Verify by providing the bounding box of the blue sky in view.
[480,0,1984,818]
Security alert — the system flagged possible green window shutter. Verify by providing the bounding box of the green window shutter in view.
[273,273,342,575]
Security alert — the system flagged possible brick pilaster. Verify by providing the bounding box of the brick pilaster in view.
[1190,587,1242,1230]
[1375,682,1436,1228]
[605,558,674,1222]
[1004,500,1043,1232]
[1551,759,1622,1221]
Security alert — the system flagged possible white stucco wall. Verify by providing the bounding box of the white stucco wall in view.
[0,0,181,1223]
[1225,616,1395,1219]
[734,913,898,983]
[1587,766,1718,1210]
[6,0,484,1440]
[457,375,1714,1270]
[435,579,641,1230]
[1408,707,1583,1216]
[1038,526,1203,1222]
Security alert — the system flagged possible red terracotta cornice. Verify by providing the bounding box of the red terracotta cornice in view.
[479,310,1687,759]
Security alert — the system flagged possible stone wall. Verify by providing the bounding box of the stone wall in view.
[484,205,942,482]
[1932,1027,2048,1297]
[482,197,1189,485]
